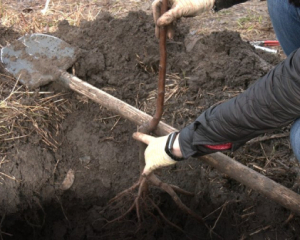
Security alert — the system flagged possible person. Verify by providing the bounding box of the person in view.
[136,0,300,175]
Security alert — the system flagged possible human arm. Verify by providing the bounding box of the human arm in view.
[152,0,248,38]
[179,48,300,158]
[214,0,248,11]
[136,48,300,173]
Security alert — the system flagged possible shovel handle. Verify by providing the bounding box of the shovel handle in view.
[58,70,176,136]
[58,70,300,216]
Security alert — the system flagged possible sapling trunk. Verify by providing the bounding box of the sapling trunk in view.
[139,0,168,173]
[148,0,168,132]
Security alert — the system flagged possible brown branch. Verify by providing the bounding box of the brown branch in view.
[105,173,208,231]
[170,184,195,196]
[147,173,205,224]
[283,212,294,226]
[104,201,136,225]
[136,177,147,222]
[146,174,222,239]
[148,0,168,132]
[108,178,141,204]
[149,198,186,235]
[246,132,289,145]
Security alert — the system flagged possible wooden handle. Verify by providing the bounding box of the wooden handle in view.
[58,70,300,216]
[58,70,176,136]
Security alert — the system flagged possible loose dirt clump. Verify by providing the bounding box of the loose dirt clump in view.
[0,10,299,240]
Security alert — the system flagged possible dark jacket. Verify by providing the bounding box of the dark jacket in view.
[289,0,300,7]
[214,0,248,11]
[215,0,300,10]
[179,49,300,158]
[214,0,300,10]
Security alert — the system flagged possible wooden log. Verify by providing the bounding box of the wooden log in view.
[59,70,300,215]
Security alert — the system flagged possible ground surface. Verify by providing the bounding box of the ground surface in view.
[0,0,300,239]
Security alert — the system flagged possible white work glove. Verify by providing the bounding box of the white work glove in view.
[133,132,182,175]
[152,0,215,38]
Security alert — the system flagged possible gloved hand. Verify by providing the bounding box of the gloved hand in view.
[133,132,182,175]
[152,0,215,38]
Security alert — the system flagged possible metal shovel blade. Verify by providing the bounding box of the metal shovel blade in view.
[1,33,78,89]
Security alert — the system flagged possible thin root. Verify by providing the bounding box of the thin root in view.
[104,172,212,235]
[148,197,186,235]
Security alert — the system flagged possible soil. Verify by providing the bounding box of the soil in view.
[1,4,300,240]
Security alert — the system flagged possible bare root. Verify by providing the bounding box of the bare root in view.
[102,172,222,237]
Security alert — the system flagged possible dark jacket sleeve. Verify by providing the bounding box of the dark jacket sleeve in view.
[179,48,300,158]
[214,0,248,11]
[289,0,300,7]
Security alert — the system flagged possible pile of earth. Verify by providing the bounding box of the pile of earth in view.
[0,11,299,240]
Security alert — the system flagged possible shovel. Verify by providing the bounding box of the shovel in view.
[0,33,173,134]
[1,33,79,89]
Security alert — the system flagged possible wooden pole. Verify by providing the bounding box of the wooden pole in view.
[59,70,300,215]
[201,153,300,215]
[59,71,176,136]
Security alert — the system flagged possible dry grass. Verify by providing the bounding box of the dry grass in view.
[0,0,147,154]
[188,1,276,43]
[0,74,71,153]
[0,0,146,34]
[1,0,101,34]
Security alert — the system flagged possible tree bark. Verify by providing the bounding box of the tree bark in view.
[148,0,168,132]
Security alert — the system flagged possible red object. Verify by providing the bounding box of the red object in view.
[204,143,232,150]
[251,40,280,47]
[261,40,280,46]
